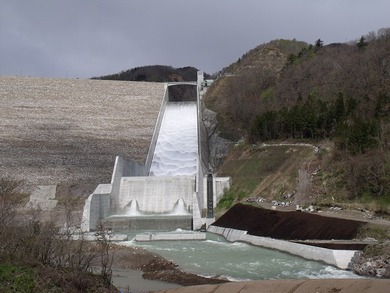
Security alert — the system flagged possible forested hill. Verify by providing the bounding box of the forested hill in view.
[205,29,390,206]
[92,65,210,82]
[206,34,390,146]
[93,65,210,101]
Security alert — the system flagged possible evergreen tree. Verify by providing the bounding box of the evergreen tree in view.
[315,39,324,50]
[357,36,368,49]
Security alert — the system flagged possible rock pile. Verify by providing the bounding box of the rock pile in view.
[351,243,390,279]
[353,255,390,278]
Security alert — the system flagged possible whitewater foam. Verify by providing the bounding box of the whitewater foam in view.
[149,102,198,176]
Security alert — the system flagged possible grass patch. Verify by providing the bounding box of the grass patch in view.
[356,223,390,241]
[0,263,37,292]
[352,193,390,218]
[217,187,248,210]
[218,145,292,194]
[363,243,390,258]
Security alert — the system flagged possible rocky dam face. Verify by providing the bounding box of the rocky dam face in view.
[0,76,165,187]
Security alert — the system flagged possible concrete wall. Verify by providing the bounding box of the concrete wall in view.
[102,215,193,232]
[117,176,195,214]
[145,84,169,173]
[124,160,146,177]
[192,71,208,230]
[135,232,206,241]
[201,176,231,209]
[192,175,230,230]
[214,177,231,204]
[208,225,359,270]
[110,156,128,214]
[197,94,209,173]
[81,189,111,231]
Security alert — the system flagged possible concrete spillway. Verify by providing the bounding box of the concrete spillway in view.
[149,102,198,176]
[81,74,231,232]
[103,102,198,231]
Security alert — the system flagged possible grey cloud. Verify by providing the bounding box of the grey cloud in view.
[1,0,389,78]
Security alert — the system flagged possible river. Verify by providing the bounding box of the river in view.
[122,232,360,281]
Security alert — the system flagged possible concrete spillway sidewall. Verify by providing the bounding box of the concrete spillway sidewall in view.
[145,85,169,172]
[81,192,111,232]
[208,225,359,270]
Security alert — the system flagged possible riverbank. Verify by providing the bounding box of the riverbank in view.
[109,244,228,292]
[153,279,390,293]
[212,203,389,277]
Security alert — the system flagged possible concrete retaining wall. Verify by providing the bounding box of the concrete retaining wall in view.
[192,190,203,230]
[81,191,111,231]
[110,157,147,213]
[145,85,169,173]
[111,156,127,214]
[214,177,231,204]
[135,232,206,241]
[208,225,358,269]
[201,176,231,209]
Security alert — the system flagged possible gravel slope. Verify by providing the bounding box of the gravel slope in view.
[0,76,164,186]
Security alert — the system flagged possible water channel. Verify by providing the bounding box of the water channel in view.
[122,232,361,281]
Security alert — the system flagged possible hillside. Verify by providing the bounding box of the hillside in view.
[94,65,210,101]
[206,39,308,140]
[205,30,390,214]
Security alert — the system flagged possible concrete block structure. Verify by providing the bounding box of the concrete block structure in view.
[82,72,230,232]
[27,185,58,210]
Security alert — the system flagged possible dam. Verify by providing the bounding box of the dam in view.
[81,72,230,232]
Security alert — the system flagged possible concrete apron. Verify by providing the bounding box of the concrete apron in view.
[208,225,360,270]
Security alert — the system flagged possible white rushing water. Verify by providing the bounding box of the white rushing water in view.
[149,102,198,176]
[124,233,362,281]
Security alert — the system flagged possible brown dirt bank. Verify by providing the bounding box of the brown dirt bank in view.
[213,203,366,240]
[110,245,228,287]
[153,279,390,293]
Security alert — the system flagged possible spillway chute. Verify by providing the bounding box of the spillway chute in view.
[149,102,198,177]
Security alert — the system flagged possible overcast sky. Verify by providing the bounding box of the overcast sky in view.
[1,0,389,79]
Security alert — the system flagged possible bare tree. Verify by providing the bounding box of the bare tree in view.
[95,222,114,288]
[0,178,25,258]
